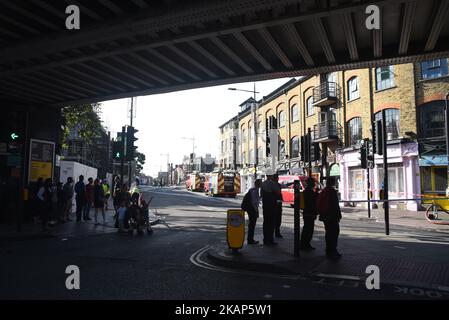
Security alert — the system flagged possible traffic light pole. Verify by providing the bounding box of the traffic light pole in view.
[365,139,371,219]
[308,128,312,177]
[382,110,390,235]
[120,126,125,185]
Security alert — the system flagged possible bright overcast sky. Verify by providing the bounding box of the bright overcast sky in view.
[99,77,293,177]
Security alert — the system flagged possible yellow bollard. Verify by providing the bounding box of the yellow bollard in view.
[226,209,245,251]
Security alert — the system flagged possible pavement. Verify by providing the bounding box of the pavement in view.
[206,224,449,293]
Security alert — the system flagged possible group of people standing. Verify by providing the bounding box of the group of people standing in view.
[31,175,111,231]
[242,170,342,259]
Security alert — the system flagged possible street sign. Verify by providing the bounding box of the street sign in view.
[227,209,245,250]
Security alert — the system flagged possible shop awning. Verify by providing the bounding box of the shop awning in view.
[329,164,340,176]
[419,155,448,166]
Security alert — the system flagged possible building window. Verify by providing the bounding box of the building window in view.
[291,104,299,123]
[257,147,263,163]
[421,59,449,80]
[347,77,359,101]
[306,97,314,116]
[347,117,362,146]
[291,136,299,158]
[278,140,285,159]
[348,167,365,200]
[242,129,246,142]
[377,164,404,195]
[279,111,286,127]
[376,66,394,90]
[375,109,400,140]
[249,126,253,140]
[419,101,445,139]
[221,141,224,153]
[257,121,262,132]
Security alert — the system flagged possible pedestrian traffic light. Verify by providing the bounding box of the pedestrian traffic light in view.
[126,126,138,161]
[374,120,384,155]
[360,144,367,169]
[112,141,123,161]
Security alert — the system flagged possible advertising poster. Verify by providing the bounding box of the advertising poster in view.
[28,139,55,182]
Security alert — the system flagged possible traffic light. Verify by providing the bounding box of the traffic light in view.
[5,111,25,153]
[301,134,310,162]
[374,120,384,156]
[112,140,123,161]
[360,144,367,169]
[126,126,138,161]
[312,142,321,161]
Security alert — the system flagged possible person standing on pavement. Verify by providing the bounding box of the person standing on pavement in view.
[273,174,283,239]
[37,178,52,231]
[102,179,111,211]
[84,178,94,221]
[261,169,281,246]
[246,179,262,245]
[63,177,74,222]
[74,175,86,222]
[317,177,342,259]
[94,178,106,225]
[112,176,121,213]
[300,177,318,251]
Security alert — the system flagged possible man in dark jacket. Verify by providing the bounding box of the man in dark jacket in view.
[300,177,318,251]
[261,169,281,246]
[318,177,342,259]
[74,175,86,222]
[246,179,262,244]
[273,174,283,238]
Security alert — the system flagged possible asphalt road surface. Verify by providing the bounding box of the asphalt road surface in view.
[1,186,447,300]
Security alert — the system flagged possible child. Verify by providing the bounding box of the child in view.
[117,201,127,233]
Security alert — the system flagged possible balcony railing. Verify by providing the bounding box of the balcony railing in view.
[313,120,343,143]
[312,81,340,107]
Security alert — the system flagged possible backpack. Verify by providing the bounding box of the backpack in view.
[316,187,332,216]
[241,191,252,212]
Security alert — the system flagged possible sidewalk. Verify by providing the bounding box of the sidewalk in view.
[207,227,449,291]
[0,209,118,241]
[340,207,449,233]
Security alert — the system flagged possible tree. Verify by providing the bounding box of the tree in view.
[61,103,104,150]
[135,151,146,175]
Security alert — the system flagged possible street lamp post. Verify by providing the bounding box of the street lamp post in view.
[228,84,259,183]
[182,137,195,173]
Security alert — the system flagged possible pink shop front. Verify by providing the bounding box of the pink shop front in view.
[337,141,421,211]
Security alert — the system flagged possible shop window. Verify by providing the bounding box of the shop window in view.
[421,59,449,80]
[375,109,400,140]
[377,164,405,195]
[434,167,447,193]
[348,167,365,200]
[419,101,445,139]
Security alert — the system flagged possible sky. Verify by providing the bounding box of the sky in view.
[99,78,293,177]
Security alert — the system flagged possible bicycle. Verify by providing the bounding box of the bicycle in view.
[424,201,449,225]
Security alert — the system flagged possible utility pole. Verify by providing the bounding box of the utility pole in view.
[182,137,195,173]
[382,109,390,235]
[364,139,371,219]
[252,82,258,182]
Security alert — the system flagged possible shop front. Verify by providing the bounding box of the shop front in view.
[419,155,449,210]
[338,141,420,211]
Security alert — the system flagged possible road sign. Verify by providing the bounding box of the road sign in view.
[227,209,245,250]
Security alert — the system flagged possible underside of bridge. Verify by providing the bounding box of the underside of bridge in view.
[0,0,448,107]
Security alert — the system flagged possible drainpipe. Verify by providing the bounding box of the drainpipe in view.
[445,92,449,197]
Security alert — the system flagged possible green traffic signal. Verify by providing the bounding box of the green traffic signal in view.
[10,133,19,140]
[115,152,121,159]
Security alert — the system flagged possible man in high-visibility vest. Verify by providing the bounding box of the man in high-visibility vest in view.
[102,180,111,210]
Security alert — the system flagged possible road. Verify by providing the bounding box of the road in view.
[1,186,448,301]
